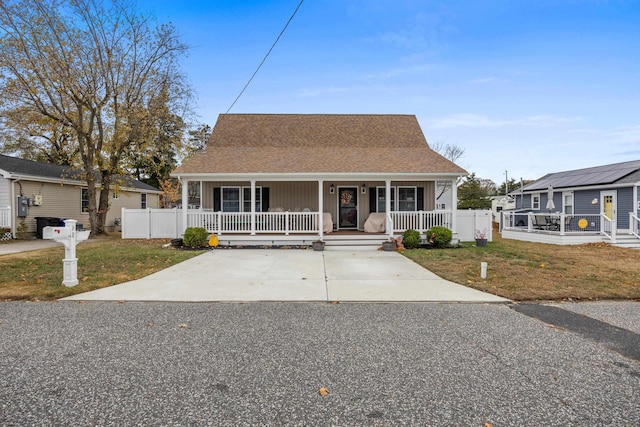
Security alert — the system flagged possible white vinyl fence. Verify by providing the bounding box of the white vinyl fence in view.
[456,210,493,242]
[0,206,10,228]
[121,208,493,242]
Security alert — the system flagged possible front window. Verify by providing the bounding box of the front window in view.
[532,193,540,210]
[81,188,89,213]
[376,187,417,211]
[397,187,416,211]
[222,186,262,212]
[376,187,395,212]
[563,192,574,214]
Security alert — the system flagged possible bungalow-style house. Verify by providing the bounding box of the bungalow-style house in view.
[501,160,640,247]
[170,114,467,247]
[0,154,161,239]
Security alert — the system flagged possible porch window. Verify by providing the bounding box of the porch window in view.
[376,187,395,212]
[221,186,262,212]
[375,186,416,211]
[563,192,574,214]
[532,193,540,210]
[81,188,89,213]
[397,187,416,211]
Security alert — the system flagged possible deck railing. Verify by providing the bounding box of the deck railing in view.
[390,211,452,233]
[502,212,615,239]
[630,213,640,239]
[187,211,320,235]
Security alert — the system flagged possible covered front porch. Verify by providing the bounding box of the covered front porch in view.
[179,175,458,243]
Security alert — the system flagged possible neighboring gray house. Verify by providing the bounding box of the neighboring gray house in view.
[0,154,161,238]
[502,160,640,247]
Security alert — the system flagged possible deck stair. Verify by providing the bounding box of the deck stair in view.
[609,234,640,249]
[323,233,389,250]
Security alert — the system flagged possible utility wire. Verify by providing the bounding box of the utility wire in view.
[225,0,305,114]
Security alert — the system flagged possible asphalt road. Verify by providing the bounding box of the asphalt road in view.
[1,302,638,426]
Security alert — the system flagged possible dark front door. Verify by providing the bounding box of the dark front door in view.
[338,187,358,229]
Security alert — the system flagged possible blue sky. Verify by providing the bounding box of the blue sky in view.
[139,0,640,186]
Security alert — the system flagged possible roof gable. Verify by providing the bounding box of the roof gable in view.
[173,114,467,175]
[521,160,640,191]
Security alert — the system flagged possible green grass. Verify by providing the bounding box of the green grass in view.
[0,236,205,301]
[402,233,640,301]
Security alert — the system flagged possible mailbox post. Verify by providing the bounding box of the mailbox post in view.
[42,219,90,287]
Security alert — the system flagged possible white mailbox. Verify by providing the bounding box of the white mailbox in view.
[42,219,88,287]
[43,226,71,240]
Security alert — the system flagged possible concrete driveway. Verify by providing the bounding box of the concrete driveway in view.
[62,249,508,303]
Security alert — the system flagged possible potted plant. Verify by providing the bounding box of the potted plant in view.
[382,239,395,251]
[475,229,488,247]
[312,240,325,251]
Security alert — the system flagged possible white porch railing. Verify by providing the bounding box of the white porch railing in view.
[122,208,463,239]
[502,212,616,240]
[390,211,452,233]
[0,206,10,228]
[187,211,320,235]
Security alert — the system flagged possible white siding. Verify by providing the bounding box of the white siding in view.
[0,177,10,208]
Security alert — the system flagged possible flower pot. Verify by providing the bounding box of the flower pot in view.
[382,241,395,251]
[312,241,325,251]
[475,238,487,247]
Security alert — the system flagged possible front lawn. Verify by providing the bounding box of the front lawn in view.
[403,233,640,301]
[0,236,205,301]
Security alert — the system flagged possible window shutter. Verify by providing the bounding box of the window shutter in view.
[213,188,221,211]
[369,190,377,213]
[262,187,269,212]
[417,187,424,210]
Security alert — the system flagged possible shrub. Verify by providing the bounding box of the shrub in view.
[402,229,422,249]
[182,227,209,247]
[426,226,452,248]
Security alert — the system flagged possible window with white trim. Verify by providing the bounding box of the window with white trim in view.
[376,186,416,212]
[563,192,574,214]
[532,193,540,210]
[376,187,395,212]
[81,188,89,213]
[221,186,262,212]
[397,187,416,211]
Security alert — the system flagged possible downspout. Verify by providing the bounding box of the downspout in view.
[10,178,18,239]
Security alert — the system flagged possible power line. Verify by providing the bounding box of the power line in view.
[225,0,305,114]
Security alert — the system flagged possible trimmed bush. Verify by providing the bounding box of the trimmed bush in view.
[182,227,209,247]
[426,226,452,249]
[402,229,421,249]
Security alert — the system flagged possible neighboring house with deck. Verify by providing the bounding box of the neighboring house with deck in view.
[170,114,467,247]
[501,160,640,247]
[0,154,160,238]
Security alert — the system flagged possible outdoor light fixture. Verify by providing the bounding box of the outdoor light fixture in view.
[330,184,335,194]
[361,184,367,194]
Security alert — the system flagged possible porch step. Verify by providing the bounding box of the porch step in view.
[610,235,640,249]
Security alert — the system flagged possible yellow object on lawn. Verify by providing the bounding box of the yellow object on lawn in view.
[209,234,219,247]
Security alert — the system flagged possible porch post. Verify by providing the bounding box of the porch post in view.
[386,179,392,239]
[181,177,189,234]
[250,179,256,235]
[318,180,324,240]
[450,178,458,233]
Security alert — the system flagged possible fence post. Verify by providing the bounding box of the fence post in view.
[121,207,126,238]
[527,213,533,232]
[559,213,565,236]
[611,220,617,244]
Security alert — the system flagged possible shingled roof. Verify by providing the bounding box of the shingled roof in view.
[0,154,160,192]
[173,114,467,175]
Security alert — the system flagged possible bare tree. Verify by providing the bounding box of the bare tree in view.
[0,0,191,235]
